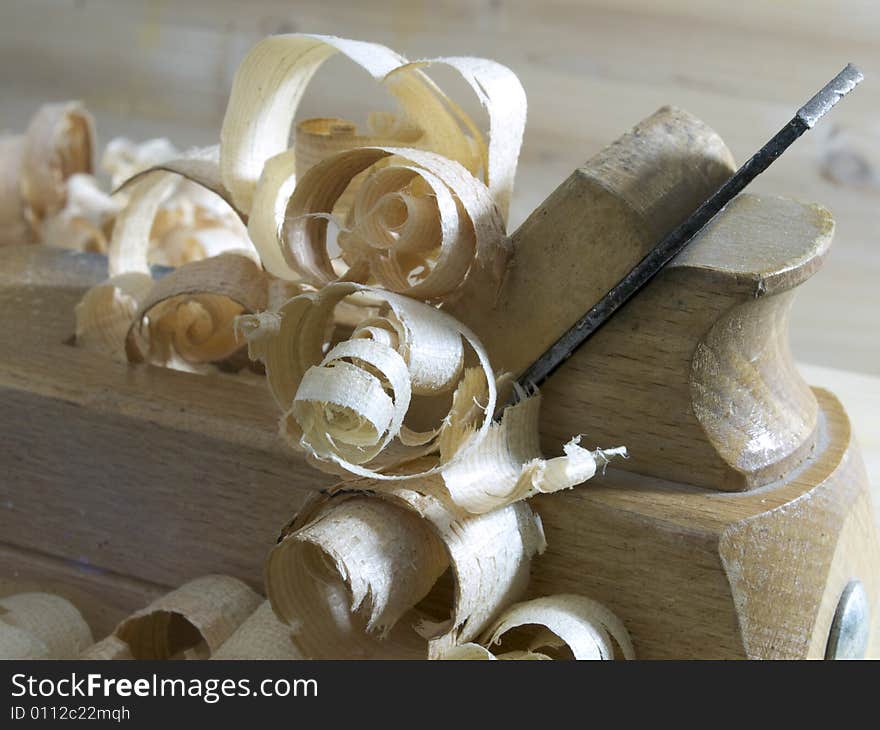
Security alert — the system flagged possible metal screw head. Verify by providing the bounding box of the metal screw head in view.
[825,580,870,660]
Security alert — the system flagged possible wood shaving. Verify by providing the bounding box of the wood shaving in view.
[250,146,507,301]
[106,152,252,276]
[19,103,95,231]
[4,102,253,264]
[82,575,261,660]
[41,173,121,253]
[51,31,632,660]
[0,592,93,659]
[437,594,634,660]
[75,271,154,361]
[219,33,524,217]
[265,476,545,659]
[125,254,269,366]
[441,388,627,513]
[212,601,304,660]
[237,281,497,479]
[74,151,262,368]
[1,102,94,247]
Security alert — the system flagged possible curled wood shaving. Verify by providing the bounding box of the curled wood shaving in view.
[265,477,545,659]
[1,102,94,247]
[437,594,633,660]
[220,33,525,216]
[76,259,264,371]
[85,575,261,660]
[441,390,627,513]
[212,601,304,660]
[228,33,521,303]
[125,253,269,366]
[103,139,251,268]
[75,272,154,361]
[267,495,447,658]
[41,173,121,254]
[0,592,93,659]
[251,146,507,301]
[75,151,262,368]
[237,281,496,479]
[107,154,250,277]
[486,594,634,660]
[240,277,623,509]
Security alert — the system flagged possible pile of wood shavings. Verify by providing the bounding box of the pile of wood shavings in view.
[5,34,634,660]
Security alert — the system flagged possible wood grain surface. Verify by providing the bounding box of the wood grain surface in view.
[450,105,832,491]
[1,1,879,654]
[1,0,877,374]
[1,243,878,656]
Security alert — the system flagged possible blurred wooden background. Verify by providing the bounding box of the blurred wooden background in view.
[2,0,878,378]
[2,0,877,376]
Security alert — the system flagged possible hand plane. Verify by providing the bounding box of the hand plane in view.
[0,106,876,659]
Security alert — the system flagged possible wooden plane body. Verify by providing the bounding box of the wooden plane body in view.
[1,107,877,658]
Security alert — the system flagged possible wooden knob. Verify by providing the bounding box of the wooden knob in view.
[541,193,832,490]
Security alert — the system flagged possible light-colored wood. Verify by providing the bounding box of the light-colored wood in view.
[1,241,877,657]
[454,108,830,491]
[540,193,832,491]
[447,105,737,377]
[1,0,877,375]
[799,363,880,531]
[531,387,880,659]
[2,0,879,652]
